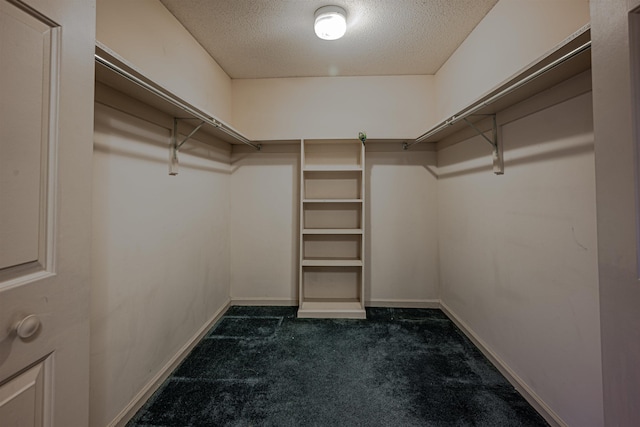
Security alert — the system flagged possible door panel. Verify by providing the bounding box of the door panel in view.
[0,0,94,425]
[0,0,56,277]
[0,1,52,271]
[0,357,50,427]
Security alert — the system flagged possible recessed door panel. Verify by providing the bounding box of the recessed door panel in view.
[0,359,49,427]
[0,0,53,272]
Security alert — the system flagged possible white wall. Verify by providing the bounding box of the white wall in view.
[230,146,300,304]
[96,0,233,124]
[91,100,232,426]
[434,0,590,123]
[232,76,435,141]
[93,3,236,422]
[591,0,640,424]
[230,144,439,306]
[366,147,439,305]
[437,78,602,426]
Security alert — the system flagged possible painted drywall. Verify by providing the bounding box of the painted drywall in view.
[591,0,640,424]
[437,84,602,425]
[229,147,300,304]
[230,145,439,305]
[366,148,439,305]
[96,0,233,124]
[231,75,435,141]
[434,0,590,123]
[91,101,232,426]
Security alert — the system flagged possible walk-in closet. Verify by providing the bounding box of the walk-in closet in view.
[1,0,639,426]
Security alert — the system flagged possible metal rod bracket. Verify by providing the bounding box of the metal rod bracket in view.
[462,117,495,148]
[170,118,205,176]
[462,115,503,175]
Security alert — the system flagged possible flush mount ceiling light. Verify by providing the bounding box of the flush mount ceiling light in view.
[314,5,347,40]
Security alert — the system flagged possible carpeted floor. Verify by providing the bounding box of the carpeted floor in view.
[127,306,549,426]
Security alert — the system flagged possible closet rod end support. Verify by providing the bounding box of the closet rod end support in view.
[402,142,409,151]
[256,144,262,151]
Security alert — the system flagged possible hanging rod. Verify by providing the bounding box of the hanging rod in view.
[94,54,261,151]
[404,39,591,150]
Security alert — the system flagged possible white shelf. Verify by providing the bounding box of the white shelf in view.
[299,139,366,319]
[411,26,591,146]
[302,229,363,235]
[94,43,252,146]
[94,42,298,148]
[302,260,363,267]
[304,165,362,172]
[303,199,363,203]
[298,300,366,319]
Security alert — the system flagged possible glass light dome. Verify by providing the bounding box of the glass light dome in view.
[314,6,347,40]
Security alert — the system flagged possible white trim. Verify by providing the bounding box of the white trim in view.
[230,297,297,306]
[230,298,441,309]
[44,24,61,277]
[366,299,440,308]
[108,299,232,427]
[439,301,567,427]
[42,353,54,427]
[0,270,55,294]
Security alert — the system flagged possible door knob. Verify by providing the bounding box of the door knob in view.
[14,315,41,339]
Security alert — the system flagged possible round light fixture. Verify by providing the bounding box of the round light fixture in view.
[314,5,347,40]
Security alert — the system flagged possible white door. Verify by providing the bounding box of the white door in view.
[0,0,94,425]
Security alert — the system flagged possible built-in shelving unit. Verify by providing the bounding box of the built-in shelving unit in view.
[298,139,366,319]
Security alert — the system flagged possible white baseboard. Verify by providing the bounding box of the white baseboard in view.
[230,297,297,306]
[439,301,566,427]
[230,298,440,309]
[108,298,232,427]
[366,299,440,308]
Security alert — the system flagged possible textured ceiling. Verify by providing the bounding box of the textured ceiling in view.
[159,0,499,79]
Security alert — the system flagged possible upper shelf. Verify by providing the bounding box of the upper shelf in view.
[96,24,590,152]
[406,25,591,148]
[95,42,266,148]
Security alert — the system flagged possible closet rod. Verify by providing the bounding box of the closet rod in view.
[95,54,261,151]
[404,39,591,150]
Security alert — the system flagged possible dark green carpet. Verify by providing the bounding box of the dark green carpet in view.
[127,307,549,426]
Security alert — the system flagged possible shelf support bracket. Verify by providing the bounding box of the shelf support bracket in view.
[462,115,503,175]
[170,118,205,176]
